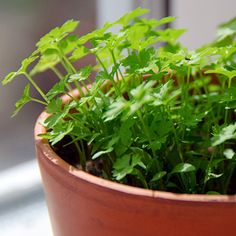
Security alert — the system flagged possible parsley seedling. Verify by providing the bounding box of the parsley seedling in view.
[2,8,236,194]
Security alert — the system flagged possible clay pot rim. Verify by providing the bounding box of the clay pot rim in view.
[34,108,236,203]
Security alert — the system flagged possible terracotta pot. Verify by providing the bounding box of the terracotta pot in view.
[35,94,236,236]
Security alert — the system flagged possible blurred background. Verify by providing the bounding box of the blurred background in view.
[0,0,235,235]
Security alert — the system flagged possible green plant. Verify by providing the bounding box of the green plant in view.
[2,8,236,194]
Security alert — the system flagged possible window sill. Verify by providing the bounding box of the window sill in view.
[0,160,52,236]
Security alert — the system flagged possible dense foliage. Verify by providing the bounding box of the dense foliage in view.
[2,8,236,194]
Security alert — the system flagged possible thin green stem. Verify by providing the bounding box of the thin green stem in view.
[96,54,120,95]
[228,76,233,89]
[24,73,49,103]
[223,162,236,194]
[70,134,86,171]
[203,152,215,192]
[51,66,73,91]
[62,55,77,74]
[60,57,85,97]
[79,140,87,168]
[110,49,121,81]
[166,108,184,162]
[136,110,155,157]
[31,98,48,106]
[51,66,64,80]
[57,47,76,74]
[56,47,85,96]
[224,76,233,124]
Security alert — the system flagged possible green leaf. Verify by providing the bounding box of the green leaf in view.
[131,169,148,188]
[156,16,176,26]
[113,153,146,181]
[216,16,236,42]
[205,68,236,79]
[125,24,150,51]
[122,47,156,73]
[36,20,79,50]
[157,28,187,44]
[44,113,65,128]
[119,119,134,145]
[59,34,79,54]
[45,101,71,128]
[150,171,167,182]
[170,163,196,175]
[131,154,145,169]
[50,121,74,145]
[116,7,149,26]
[113,155,133,181]
[69,45,89,62]
[152,80,174,106]
[92,147,113,160]
[78,22,115,45]
[103,98,128,121]
[60,20,79,35]
[212,123,236,146]
[12,84,31,117]
[223,148,235,160]
[21,55,39,71]
[2,55,38,85]
[46,98,62,113]
[68,66,92,82]
[2,72,19,85]
[204,172,223,184]
[30,48,60,75]
[206,191,221,195]
[129,80,155,114]
[46,78,66,100]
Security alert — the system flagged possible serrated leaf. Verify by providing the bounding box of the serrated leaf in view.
[153,80,174,106]
[113,155,133,180]
[78,22,115,45]
[30,48,60,75]
[125,24,149,51]
[12,84,31,117]
[2,55,38,85]
[46,79,66,100]
[68,65,92,82]
[103,98,128,121]
[157,16,176,26]
[157,28,187,44]
[59,34,79,53]
[60,20,79,35]
[69,45,89,62]
[45,101,71,128]
[46,98,62,113]
[116,7,149,26]
[50,121,74,145]
[36,20,79,50]
[113,153,146,181]
[131,154,144,168]
[44,113,65,128]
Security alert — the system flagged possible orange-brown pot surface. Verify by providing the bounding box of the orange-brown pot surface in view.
[35,110,236,236]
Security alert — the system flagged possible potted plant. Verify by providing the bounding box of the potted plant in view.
[2,7,236,236]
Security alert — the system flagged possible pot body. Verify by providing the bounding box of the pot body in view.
[35,112,236,236]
